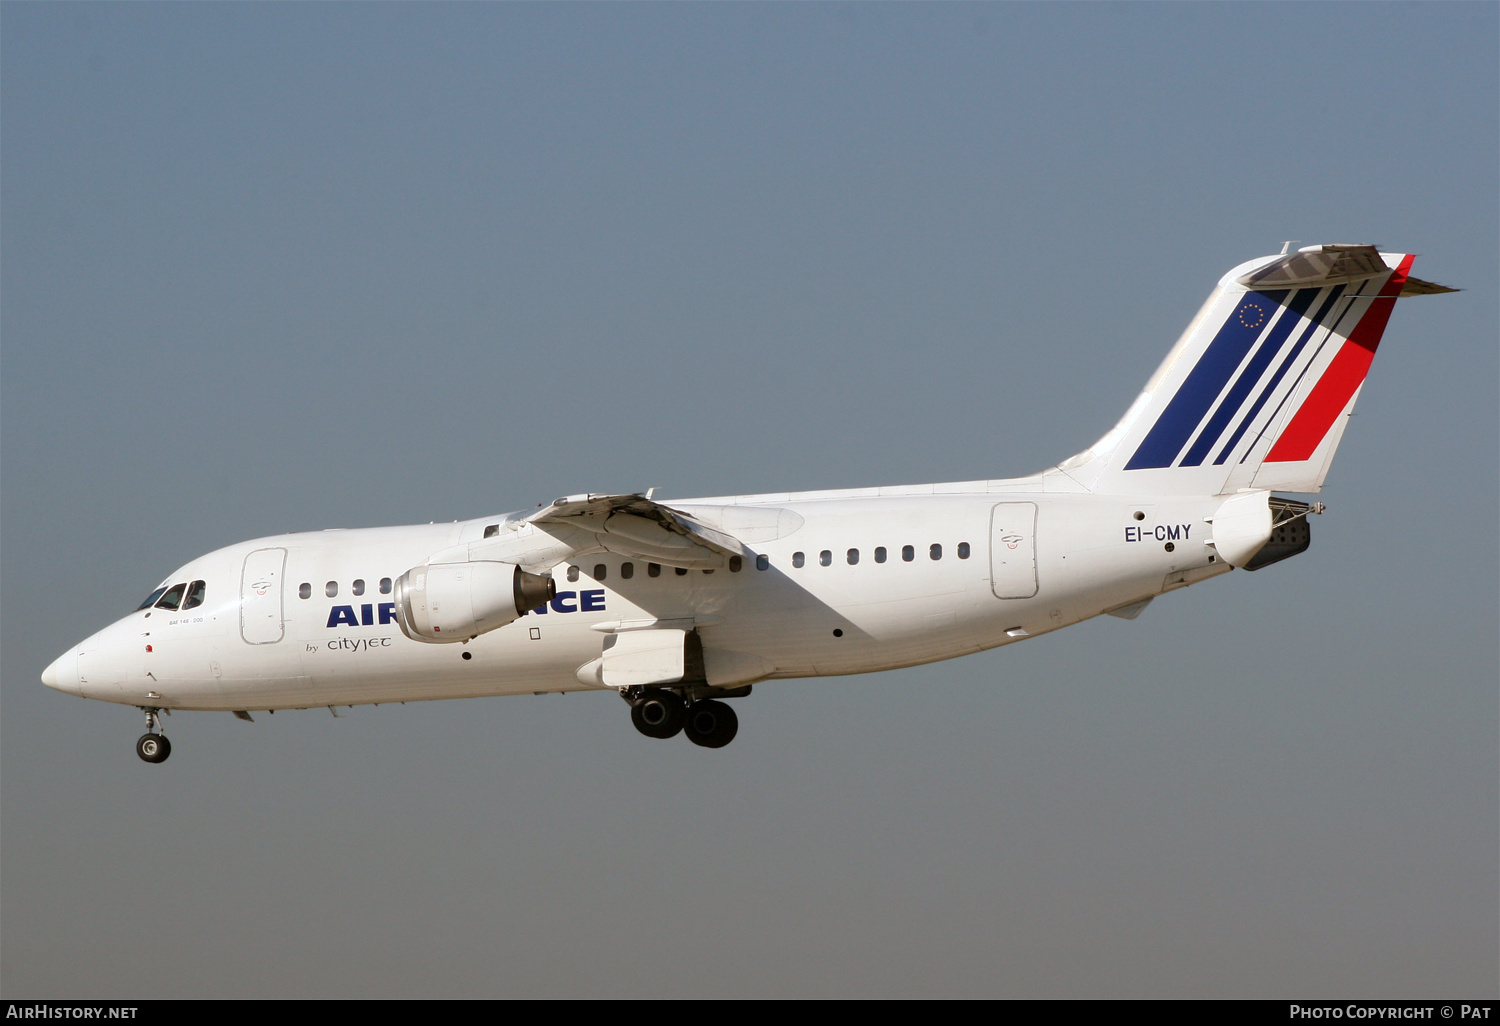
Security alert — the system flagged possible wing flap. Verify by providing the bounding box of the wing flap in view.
[528,493,744,569]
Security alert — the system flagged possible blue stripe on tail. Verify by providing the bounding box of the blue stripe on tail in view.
[1123,290,1289,470]
[1212,284,1346,466]
[1179,287,1317,467]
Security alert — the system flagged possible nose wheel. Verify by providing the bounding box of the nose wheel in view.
[136,732,171,763]
[136,707,171,764]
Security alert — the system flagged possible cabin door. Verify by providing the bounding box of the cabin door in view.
[241,548,287,644]
[990,503,1038,599]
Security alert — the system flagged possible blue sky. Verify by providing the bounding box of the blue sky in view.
[3,3,1495,996]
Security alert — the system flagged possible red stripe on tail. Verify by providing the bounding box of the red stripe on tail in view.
[1265,255,1414,463]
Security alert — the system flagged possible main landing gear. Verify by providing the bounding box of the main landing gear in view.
[136,707,171,764]
[625,688,740,749]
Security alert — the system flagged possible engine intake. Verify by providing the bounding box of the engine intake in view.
[392,561,556,643]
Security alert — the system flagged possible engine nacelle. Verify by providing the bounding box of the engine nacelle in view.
[392,561,556,644]
[1208,491,1272,568]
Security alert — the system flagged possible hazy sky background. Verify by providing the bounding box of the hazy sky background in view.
[3,3,1495,998]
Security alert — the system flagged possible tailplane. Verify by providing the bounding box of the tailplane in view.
[1055,245,1452,496]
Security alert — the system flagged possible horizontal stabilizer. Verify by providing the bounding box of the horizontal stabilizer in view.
[1239,244,1456,295]
[1236,244,1389,289]
[1399,276,1459,296]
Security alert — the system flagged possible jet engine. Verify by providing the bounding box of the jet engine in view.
[392,561,555,643]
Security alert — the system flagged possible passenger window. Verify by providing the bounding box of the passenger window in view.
[847,549,859,565]
[299,583,312,599]
[621,562,634,580]
[155,583,187,611]
[958,542,971,559]
[755,554,769,571]
[137,587,168,611]
[675,567,688,576]
[729,556,742,573]
[326,581,338,598]
[648,563,662,578]
[819,550,832,566]
[380,578,392,595]
[567,565,580,583]
[930,544,942,560]
[902,545,915,562]
[593,564,607,581]
[875,547,887,563]
[793,552,805,568]
[702,568,714,575]
[181,580,207,610]
[352,579,365,596]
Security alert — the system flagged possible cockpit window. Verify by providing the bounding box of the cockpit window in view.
[155,583,187,611]
[136,587,168,611]
[181,580,207,610]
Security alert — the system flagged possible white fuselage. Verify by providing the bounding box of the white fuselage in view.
[47,482,1231,712]
[43,245,1426,762]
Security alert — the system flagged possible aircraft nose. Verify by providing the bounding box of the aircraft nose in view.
[42,648,81,695]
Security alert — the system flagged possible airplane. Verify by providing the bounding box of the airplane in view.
[41,244,1454,762]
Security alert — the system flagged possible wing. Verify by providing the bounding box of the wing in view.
[526,493,745,570]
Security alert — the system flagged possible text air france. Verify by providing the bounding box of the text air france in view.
[325,591,606,629]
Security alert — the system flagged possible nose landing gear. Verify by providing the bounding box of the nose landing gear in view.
[136,707,171,764]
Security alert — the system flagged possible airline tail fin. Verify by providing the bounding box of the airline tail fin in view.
[1055,245,1452,496]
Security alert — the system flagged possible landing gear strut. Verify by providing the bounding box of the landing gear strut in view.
[136,707,171,764]
[625,689,741,748]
